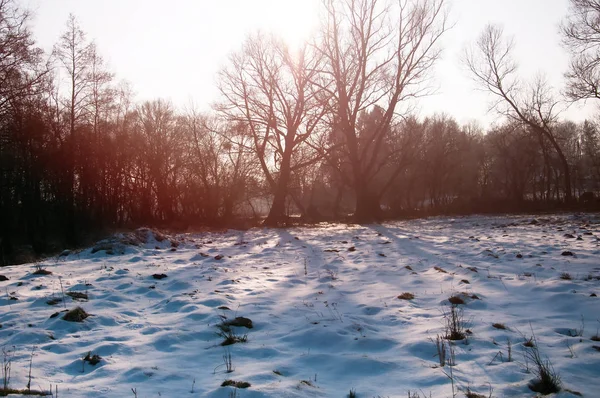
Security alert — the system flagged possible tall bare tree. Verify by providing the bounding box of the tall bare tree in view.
[315,0,448,221]
[135,99,182,222]
[52,14,96,242]
[466,24,573,203]
[217,34,326,225]
[561,0,600,101]
[0,0,47,115]
[53,14,95,144]
[0,0,48,259]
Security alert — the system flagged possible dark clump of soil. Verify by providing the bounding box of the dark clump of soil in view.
[397,292,415,300]
[63,306,89,322]
[0,275,9,281]
[523,338,535,348]
[465,389,487,398]
[226,317,253,329]
[528,379,561,395]
[221,380,251,388]
[0,388,47,396]
[49,310,67,319]
[66,291,88,300]
[47,298,62,306]
[32,268,52,275]
[152,273,168,280]
[448,295,465,305]
[84,352,101,365]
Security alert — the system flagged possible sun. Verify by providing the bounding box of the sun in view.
[261,0,321,47]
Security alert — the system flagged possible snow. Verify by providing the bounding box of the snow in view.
[0,214,599,397]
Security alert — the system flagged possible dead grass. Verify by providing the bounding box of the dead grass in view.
[32,266,51,276]
[398,292,415,300]
[83,352,101,365]
[217,328,248,346]
[560,272,572,280]
[464,387,488,398]
[0,389,48,396]
[444,304,467,340]
[525,334,561,395]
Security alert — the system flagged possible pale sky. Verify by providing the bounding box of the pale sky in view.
[21,0,598,127]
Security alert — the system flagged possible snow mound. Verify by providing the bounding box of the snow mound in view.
[88,228,179,255]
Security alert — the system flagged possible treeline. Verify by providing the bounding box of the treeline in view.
[1,0,600,264]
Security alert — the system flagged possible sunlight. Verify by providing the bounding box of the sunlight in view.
[260,0,320,47]
[4,0,600,394]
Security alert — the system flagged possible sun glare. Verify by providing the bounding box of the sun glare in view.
[260,0,320,47]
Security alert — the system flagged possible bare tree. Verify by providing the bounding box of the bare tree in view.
[86,45,115,220]
[0,0,48,115]
[86,44,114,137]
[135,99,182,222]
[217,33,326,226]
[52,14,96,242]
[561,0,600,101]
[180,111,258,222]
[466,24,573,203]
[485,123,540,203]
[53,14,95,142]
[315,0,448,222]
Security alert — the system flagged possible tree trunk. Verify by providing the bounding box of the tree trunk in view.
[353,182,382,223]
[264,150,293,227]
[535,127,572,204]
[264,181,289,226]
[557,151,573,204]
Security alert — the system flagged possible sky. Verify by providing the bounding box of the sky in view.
[21,0,598,128]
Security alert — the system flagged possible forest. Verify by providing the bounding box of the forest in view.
[2,0,600,265]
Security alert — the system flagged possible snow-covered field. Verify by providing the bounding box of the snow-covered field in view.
[1,214,599,397]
